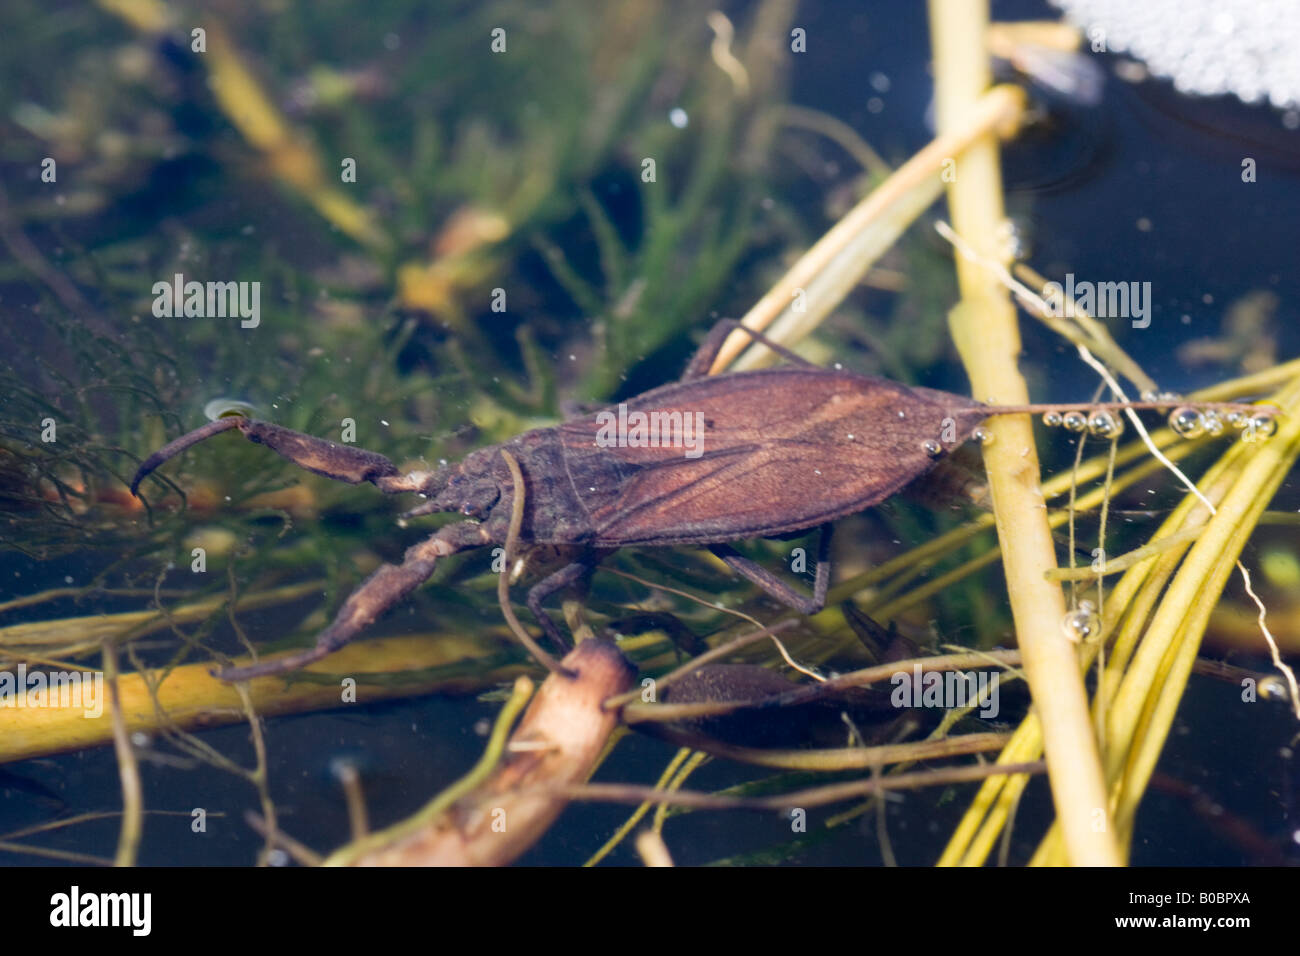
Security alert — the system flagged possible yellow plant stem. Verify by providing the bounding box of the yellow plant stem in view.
[865,443,1197,623]
[584,747,695,866]
[0,634,524,766]
[944,524,1187,865]
[1107,376,1300,839]
[102,643,142,867]
[0,580,325,655]
[1032,389,1300,863]
[711,84,1025,373]
[948,374,1300,866]
[929,0,1120,866]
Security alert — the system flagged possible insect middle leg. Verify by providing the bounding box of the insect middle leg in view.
[524,553,604,652]
[708,523,832,615]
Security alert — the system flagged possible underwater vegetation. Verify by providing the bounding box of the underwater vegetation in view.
[0,0,1298,869]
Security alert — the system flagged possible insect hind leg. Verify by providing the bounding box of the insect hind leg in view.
[708,523,832,615]
[682,319,817,380]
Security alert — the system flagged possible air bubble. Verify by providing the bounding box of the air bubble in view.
[1169,406,1205,438]
[1087,410,1124,440]
[1042,410,1063,428]
[1243,413,1278,441]
[922,439,943,458]
[1260,677,1288,702]
[203,397,256,421]
[1139,389,1159,403]
[1062,410,1088,432]
[1062,600,1099,642]
[974,427,994,446]
[1225,410,1248,429]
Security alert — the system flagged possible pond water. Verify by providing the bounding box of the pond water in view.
[0,0,1296,867]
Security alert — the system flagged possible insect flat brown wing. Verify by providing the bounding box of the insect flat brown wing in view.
[556,367,988,547]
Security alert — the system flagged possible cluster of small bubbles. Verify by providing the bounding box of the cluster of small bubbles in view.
[1169,406,1206,438]
[1052,0,1300,109]
[1201,409,1224,436]
[1062,600,1100,642]
[1087,410,1124,439]
[1225,410,1248,429]
[1062,410,1089,432]
[1139,389,1159,403]
[973,426,995,446]
[995,218,1026,260]
[922,438,943,458]
[1042,410,1063,428]
[1157,391,1182,403]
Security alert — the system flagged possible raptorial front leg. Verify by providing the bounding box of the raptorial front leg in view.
[218,520,491,682]
[708,523,832,615]
[681,318,817,380]
[130,416,431,497]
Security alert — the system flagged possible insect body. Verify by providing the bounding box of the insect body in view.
[477,364,987,548]
[129,320,1258,681]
